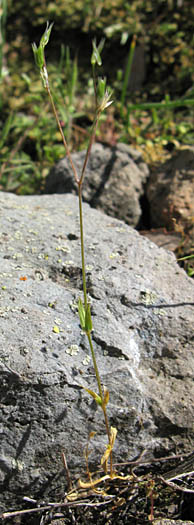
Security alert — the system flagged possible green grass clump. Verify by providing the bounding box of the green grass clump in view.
[2,0,194,193]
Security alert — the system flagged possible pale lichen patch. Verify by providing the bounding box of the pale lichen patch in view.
[66,344,79,356]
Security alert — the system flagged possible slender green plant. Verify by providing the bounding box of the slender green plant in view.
[32,22,116,476]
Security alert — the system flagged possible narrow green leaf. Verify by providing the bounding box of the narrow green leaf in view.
[178,254,194,261]
[83,387,102,406]
[78,297,85,330]
[97,38,105,55]
[85,303,93,333]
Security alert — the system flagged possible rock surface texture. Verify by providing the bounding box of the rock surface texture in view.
[0,192,193,513]
[45,142,149,227]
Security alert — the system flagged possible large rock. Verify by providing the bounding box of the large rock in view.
[147,146,194,232]
[44,142,149,227]
[0,192,193,513]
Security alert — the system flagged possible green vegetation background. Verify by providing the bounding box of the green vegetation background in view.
[1,0,194,195]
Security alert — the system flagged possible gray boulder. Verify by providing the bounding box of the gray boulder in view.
[147,145,194,232]
[44,142,149,227]
[0,192,193,512]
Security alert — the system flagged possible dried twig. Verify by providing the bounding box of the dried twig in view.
[61,450,73,491]
[113,451,188,468]
[160,476,194,494]
[1,497,112,520]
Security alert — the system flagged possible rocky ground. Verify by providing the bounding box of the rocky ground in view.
[0,189,193,524]
[45,143,194,269]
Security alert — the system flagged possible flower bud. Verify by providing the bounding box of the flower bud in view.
[32,22,54,71]
[32,42,44,70]
[97,77,106,99]
[91,38,105,66]
[40,21,54,49]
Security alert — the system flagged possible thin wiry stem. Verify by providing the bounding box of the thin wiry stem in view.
[79,115,99,186]
[87,331,112,474]
[78,184,87,311]
[44,59,79,185]
[40,55,113,473]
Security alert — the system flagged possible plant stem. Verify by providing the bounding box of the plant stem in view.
[78,159,112,473]
[78,175,112,473]
[42,56,112,473]
[78,184,87,310]
[87,331,112,473]
[92,64,97,107]
[44,64,79,185]
[79,114,99,186]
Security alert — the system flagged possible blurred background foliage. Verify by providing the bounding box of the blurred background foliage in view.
[0,0,194,196]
